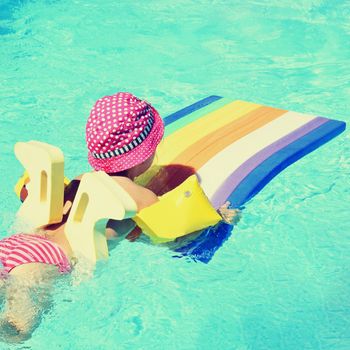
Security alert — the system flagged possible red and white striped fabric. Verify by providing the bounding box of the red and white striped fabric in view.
[0,233,71,274]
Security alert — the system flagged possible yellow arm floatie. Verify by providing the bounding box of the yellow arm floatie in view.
[133,175,221,244]
[65,171,138,263]
[14,170,70,199]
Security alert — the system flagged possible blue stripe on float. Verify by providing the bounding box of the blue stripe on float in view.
[175,119,346,263]
[163,95,223,126]
[228,119,346,208]
[173,222,233,264]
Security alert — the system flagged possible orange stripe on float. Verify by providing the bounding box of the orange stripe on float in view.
[171,106,287,169]
[156,100,260,165]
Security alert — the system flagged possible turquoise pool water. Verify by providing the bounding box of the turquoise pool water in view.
[1,0,349,349]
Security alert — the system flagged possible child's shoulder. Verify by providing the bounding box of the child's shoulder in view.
[111,176,158,211]
[75,172,158,211]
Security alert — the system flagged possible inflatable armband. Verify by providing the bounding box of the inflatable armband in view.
[14,141,65,227]
[133,175,221,244]
[65,171,138,263]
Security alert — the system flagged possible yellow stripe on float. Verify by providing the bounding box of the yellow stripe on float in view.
[156,100,261,165]
[172,106,287,169]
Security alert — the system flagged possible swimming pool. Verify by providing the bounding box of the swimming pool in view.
[0,0,349,349]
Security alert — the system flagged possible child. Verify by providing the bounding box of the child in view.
[0,92,239,340]
[0,180,80,340]
[85,92,240,240]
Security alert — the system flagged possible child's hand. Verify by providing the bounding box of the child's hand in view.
[126,226,142,242]
[218,201,241,225]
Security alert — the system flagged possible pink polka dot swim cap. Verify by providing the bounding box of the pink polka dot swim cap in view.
[86,92,164,173]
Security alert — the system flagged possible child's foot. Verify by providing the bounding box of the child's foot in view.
[0,317,32,343]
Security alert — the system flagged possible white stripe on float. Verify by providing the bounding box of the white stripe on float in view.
[197,111,316,199]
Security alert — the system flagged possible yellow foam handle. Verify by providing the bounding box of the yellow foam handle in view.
[14,170,70,199]
[14,171,29,198]
[133,175,221,244]
[64,171,138,263]
[14,141,65,228]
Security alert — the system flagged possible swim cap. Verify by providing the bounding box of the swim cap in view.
[86,92,164,173]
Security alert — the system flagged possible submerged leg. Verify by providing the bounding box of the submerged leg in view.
[0,263,58,340]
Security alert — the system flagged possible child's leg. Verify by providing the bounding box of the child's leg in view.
[0,277,6,311]
[1,263,58,336]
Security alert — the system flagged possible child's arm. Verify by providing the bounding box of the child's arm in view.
[112,176,159,210]
[106,219,136,239]
[105,177,159,240]
[106,220,143,242]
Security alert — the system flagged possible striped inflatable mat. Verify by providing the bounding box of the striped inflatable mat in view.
[152,96,346,262]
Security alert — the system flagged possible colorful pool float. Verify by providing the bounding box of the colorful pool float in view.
[14,96,346,263]
[152,96,346,262]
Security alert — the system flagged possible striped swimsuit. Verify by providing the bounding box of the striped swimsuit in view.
[0,233,71,275]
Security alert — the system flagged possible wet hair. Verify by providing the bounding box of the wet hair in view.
[44,179,80,229]
[61,179,80,224]
[107,170,129,177]
[63,179,80,206]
